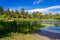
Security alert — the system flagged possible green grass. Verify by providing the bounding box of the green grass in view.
[0,17,59,40]
[0,19,44,40]
[0,32,42,40]
[41,24,51,28]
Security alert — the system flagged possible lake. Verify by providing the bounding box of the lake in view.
[37,20,60,39]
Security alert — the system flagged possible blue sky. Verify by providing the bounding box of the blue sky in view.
[0,0,60,13]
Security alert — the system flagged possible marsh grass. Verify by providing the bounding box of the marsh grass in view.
[0,19,44,38]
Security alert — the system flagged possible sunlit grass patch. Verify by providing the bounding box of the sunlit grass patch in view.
[41,24,51,27]
[0,33,41,40]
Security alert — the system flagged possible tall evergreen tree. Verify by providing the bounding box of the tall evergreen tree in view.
[0,6,4,15]
[15,9,19,18]
[5,8,10,16]
[20,8,25,18]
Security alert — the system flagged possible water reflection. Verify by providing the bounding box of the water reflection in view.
[54,24,60,27]
[37,20,60,39]
[37,29,60,39]
[41,20,60,27]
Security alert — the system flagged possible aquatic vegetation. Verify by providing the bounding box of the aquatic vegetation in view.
[0,20,44,38]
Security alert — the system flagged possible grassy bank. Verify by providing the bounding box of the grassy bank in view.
[0,18,59,40]
[0,19,44,39]
[0,32,51,40]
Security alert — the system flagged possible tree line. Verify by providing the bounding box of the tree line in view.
[0,6,60,19]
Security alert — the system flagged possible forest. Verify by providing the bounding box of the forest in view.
[0,6,60,20]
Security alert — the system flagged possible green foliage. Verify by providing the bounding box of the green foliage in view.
[0,6,59,19]
[0,20,44,35]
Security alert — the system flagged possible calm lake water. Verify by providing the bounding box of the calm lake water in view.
[41,20,60,27]
[37,20,60,39]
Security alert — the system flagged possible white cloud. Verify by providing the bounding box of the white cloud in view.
[46,5,60,10]
[28,8,46,12]
[33,0,42,5]
[28,5,60,13]
[33,0,57,5]
[9,7,20,11]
